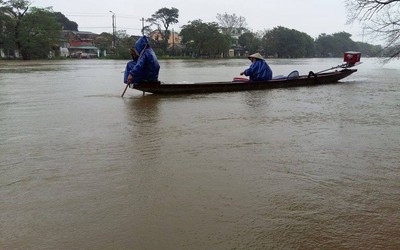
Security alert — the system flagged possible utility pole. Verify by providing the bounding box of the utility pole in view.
[109,11,116,47]
[141,18,145,35]
[172,28,175,56]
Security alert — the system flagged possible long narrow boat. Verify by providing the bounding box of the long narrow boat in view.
[131,68,357,95]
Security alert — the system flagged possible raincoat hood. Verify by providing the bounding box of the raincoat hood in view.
[133,36,150,55]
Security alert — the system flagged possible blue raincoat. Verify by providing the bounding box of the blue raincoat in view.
[243,59,272,81]
[128,36,160,83]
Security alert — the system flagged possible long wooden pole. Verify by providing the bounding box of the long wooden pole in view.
[121,81,130,97]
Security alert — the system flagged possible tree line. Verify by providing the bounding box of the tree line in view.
[1,0,398,60]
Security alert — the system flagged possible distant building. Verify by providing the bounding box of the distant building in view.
[67,41,99,58]
[62,30,98,42]
[0,30,103,59]
[148,30,182,49]
[61,30,101,58]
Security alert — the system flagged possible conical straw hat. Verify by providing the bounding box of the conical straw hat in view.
[248,52,264,60]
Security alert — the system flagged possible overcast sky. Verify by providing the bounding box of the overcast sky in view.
[32,0,366,42]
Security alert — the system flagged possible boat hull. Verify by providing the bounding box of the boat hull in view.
[132,69,357,95]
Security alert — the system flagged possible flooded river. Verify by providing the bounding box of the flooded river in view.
[1,58,399,249]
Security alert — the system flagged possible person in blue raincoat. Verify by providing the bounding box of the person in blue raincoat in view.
[126,35,160,84]
[240,52,272,81]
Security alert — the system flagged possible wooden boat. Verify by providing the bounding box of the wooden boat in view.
[131,68,357,95]
[127,52,361,95]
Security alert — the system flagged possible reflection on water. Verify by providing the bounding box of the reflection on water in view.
[125,96,163,163]
[1,58,399,249]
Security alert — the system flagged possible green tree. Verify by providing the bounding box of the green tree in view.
[315,32,356,57]
[95,32,112,51]
[0,2,16,55]
[263,26,314,58]
[216,12,247,36]
[180,19,230,58]
[54,12,78,31]
[114,31,137,59]
[238,32,262,54]
[346,0,400,60]
[1,0,30,58]
[314,33,336,57]
[332,32,357,55]
[355,41,382,57]
[18,7,61,59]
[0,0,61,60]
[147,7,179,53]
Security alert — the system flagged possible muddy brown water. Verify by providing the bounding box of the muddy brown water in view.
[1,58,399,249]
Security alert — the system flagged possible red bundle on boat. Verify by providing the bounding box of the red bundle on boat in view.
[344,51,361,65]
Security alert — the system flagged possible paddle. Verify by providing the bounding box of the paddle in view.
[121,44,147,97]
[121,80,130,97]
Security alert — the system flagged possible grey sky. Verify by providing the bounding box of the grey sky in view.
[32,0,365,42]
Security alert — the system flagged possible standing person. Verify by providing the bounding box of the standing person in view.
[127,35,160,84]
[123,48,138,84]
[240,53,272,81]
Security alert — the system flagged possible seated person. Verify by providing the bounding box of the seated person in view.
[240,53,272,81]
[127,36,160,84]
